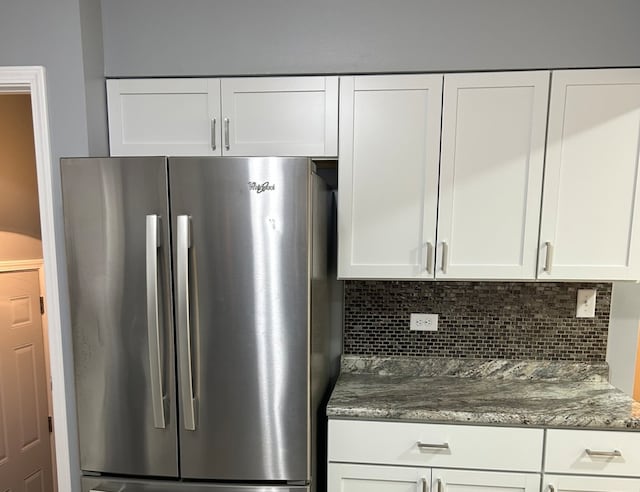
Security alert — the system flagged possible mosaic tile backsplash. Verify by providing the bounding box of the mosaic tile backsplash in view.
[344,281,612,362]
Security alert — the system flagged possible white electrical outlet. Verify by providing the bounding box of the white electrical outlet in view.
[410,313,438,331]
[576,289,597,318]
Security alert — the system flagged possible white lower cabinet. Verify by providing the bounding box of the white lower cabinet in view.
[328,420,544,492]
[329,463,430,492]
[433,469,540,492]
[328,464,539,492]
[545,429,640,478]
[329,420,640,492]
[544,474,640,492]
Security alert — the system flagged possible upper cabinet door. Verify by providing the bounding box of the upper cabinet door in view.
[437,71,550,279]
[539,69,640,280]
[107,79,221,156]
[338,75,443,279]
[220,76,338,156]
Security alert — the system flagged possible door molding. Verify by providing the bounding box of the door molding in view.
[0,67,78,492]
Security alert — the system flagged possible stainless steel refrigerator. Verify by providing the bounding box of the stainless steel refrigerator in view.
[60,157,341,492]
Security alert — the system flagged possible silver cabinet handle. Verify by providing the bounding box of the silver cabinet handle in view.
[146,215,166,429]
[437,479,444,492]
[425,242,434,275]
[210,118,217,151]
[440,242,449,274]
[224,117,230,150]
[544,241,553,273]
[417,441,450,450]
[548,486,555,492]
[586,448,622,458]
[177,215,196,431]
[421,477,428,492]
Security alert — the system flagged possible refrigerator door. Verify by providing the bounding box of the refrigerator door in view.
[170,157,310,481]
[62,157,178,477]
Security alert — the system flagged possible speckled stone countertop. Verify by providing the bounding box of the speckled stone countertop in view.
[327,356,640,429]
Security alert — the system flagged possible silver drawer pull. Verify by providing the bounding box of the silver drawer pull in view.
[417,441,450,450]
[437,478,444,492]
[586,448,622,458]
[421,477,428,492]
[548,486,555,492]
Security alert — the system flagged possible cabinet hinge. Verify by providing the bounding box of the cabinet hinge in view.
[48,416,53,433]
[40,296,45,315]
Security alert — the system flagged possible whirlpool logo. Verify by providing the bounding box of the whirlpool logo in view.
[248,181,276,193]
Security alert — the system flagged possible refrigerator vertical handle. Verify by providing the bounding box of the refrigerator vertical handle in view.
[146,214,166,429]
[177,215,197,431]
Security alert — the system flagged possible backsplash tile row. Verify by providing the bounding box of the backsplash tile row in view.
[344,281,612,362]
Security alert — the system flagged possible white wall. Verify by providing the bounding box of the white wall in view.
[607,282,640,396]
[101,0,640,77]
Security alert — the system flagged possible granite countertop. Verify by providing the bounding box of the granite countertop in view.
[327,356,640,429]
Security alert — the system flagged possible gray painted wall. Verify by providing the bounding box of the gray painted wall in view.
[0,0,90,161]
[0,2,107,491]
[102,0,640,77]
[0,2,85,491]
[80,0,109,156]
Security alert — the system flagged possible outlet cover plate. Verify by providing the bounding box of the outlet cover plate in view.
[576,289,597,318]
[410,313,438,331]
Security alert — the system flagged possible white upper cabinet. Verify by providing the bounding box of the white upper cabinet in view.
[539,69,640,280]
[437,71,550,279]
[107,78,221,156]
[337,75,443,279]
[107,76,338,157]
[337,71,549,280]
[220,77,338,156]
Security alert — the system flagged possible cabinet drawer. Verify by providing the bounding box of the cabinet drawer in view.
[328,420,543,472]
[545,429,640,477]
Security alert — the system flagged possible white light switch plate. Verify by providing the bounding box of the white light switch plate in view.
[576,289,597,318]
[410,313,438,331]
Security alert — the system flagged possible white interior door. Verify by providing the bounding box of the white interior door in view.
[0,270,53,492]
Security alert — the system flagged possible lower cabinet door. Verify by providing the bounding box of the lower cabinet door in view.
[544,474,640,492]
[433,469,540,492]
[329,463,430,492]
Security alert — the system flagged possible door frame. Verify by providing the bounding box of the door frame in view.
[0,66,78,492]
